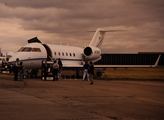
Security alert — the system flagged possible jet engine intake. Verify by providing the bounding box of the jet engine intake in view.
[83,46,101,61]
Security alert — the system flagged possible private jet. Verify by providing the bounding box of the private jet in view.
[3,28,160,75]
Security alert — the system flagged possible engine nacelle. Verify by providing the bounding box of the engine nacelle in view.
[83,46,101,61]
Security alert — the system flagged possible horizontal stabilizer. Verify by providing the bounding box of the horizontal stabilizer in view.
[87,30,126,32]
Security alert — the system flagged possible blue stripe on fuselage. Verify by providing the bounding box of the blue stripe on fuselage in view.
[9,58,82,63]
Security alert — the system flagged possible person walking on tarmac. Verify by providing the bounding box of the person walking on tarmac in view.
[19,62,24,81]
[43,61,48,81]
[58,58,63,79]
[14,58,20,81]
[83,61,90,81]
[88,62,94,84]
[53,60,59,81]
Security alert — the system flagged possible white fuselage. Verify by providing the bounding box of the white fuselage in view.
[9,43,84,69]
[8,28,106,69]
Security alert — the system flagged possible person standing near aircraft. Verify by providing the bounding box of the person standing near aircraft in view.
[19,62,24,81]
[83,61,90,81]
[43,61,48,81]
[53,60,59,81]
[89,62,94,84]
[14,58,20,81]
[58,58,63,79]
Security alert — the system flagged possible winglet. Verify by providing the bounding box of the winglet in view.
[153,54,161,67]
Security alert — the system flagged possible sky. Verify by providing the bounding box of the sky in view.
[0,0,164,54]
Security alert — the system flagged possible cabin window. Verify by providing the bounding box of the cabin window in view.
[22,47,32,52]
[32,48,41,52]
[58,52,60,56]
[54,52,56,55]
[73,53,75,57]
[70,53,72,56]
[62,52,64,56]
[66,53,68,56]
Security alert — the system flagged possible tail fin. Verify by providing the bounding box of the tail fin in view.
[89,28,126,48]
[89,28,106,48]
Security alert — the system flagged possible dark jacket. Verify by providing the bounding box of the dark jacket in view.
[89,65,94,74]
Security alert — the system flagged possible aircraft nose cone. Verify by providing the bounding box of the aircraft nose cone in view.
[8,56,17,63]
[8,52,22,63]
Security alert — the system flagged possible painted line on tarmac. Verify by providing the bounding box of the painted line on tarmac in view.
[54,84,164,105]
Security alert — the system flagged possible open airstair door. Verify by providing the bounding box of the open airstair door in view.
[43,44,52,61]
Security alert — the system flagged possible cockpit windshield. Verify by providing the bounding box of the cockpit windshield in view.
[17,47,41,52]
[17,47,23,52]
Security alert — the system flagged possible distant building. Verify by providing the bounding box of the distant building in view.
[95,52,164,66]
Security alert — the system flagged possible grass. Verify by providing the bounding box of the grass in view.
[99,66,164,80]
[59,66,164,80]
[58,66,164,81]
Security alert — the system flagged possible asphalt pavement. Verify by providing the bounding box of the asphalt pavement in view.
[0,75,164,120]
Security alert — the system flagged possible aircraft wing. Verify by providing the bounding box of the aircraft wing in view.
[95,54,161,68]
[94,65,156,68]
[63,54,161,69]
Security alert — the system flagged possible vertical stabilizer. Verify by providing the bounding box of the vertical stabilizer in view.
[89,28,106,48]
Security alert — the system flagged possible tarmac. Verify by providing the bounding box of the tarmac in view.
[0,74,164,120]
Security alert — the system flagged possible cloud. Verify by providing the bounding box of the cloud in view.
[0,0,164,53]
